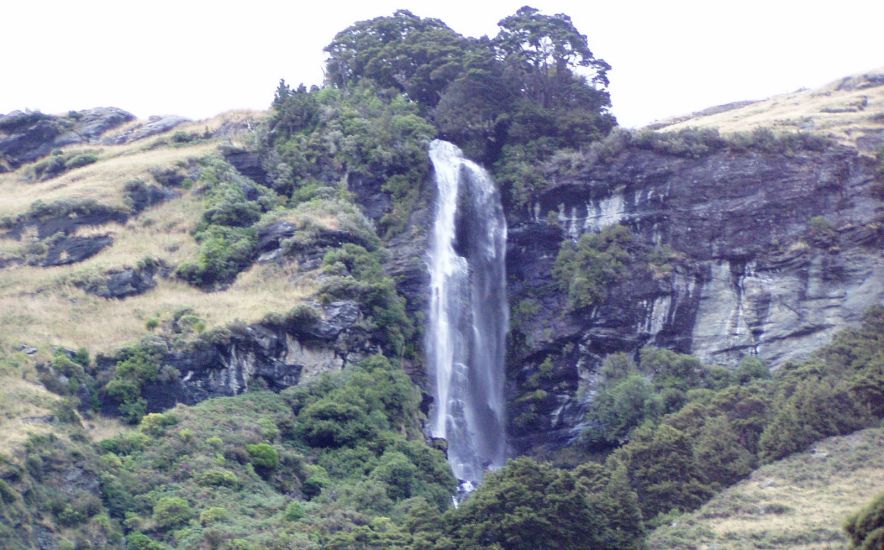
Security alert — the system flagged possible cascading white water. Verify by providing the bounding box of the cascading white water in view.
[426,140,508,487]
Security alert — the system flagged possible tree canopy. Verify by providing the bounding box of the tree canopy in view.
[322,5,616,167]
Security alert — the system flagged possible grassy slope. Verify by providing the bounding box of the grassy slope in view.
[648,426,884,549]
[0,110,323,459]
[652,68,884,151]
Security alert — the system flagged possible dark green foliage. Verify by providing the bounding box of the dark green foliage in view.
[283,303,321,333]
[319,244,413,356]
[0,433,124,548]
[30,150,98,181]
[152,496,194,530]
[845,493,884,549]
[324,10,466,108]
[176,225,257,287]
[445,457,643,549]
[583,347,728,448]
[691,416,754,490]
[320,6,614,203]
[584,373,661,446]
[614,424,711,521]
[176,158,277,287]
[758,376,869,461]
[38,348,95,403]
[78,353,454,548]
[553,224,634,309]
[447,457,594,549]
[127,532,169,550]
[104,344,162,424]
[759,306,883,461]
[263,84,434,236]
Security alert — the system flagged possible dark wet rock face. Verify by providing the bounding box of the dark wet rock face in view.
[348,173,392,223]
[38,235,114,266]
[223,147,269,185]
[503,143,883,455]
[74,261,168,299]
[0,108,134,171]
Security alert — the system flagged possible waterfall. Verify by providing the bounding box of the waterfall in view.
[426,140,508,487]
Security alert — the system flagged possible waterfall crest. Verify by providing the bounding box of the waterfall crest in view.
[426,140,508,486]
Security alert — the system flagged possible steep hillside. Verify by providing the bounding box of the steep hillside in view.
[647,426,884,549]
[0,7,881,548]
[650,68,884,153]
[503,74,884,454]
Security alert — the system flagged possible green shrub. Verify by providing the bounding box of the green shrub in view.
[199,507,230,525]
[0,479,16,503]
[139,413,178,437]
[152,496,194,531]
[64,152,98,170]
[319,245,413,355]
[176,225,257,287]
[245,443,279,472]
[553,224,634,309]
[104,345,161,424]
[197,469,239,487]
[845,493,884,549]
[283,501,306,522]
[127,532,168,550]
[284,303,321,333]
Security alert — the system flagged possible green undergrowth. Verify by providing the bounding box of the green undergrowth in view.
[437,306,883,549]
[553,224,677,310]
[175,157,279,288]
[28,150,99,181]
[1,354,455,549]
[262,83,434,237]
[319,243,413,357]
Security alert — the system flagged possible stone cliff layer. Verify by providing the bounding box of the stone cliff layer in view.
[504,140,883,454]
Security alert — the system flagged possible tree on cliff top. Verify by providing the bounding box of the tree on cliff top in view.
[324,10,467,107]
[322,6,615,165]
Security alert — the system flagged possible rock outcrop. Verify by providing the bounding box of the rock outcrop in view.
[74,261,168,299]
[503,140,883,454]
[97,301,375,414]
[101,115,190,145]
[0,108,134,170]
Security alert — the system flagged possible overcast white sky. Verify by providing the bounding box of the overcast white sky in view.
[2,0,881,127]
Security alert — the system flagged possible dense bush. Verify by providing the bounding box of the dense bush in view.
[553,224,634,309]
[152,496,194,530]
[844,492,884,549]
[103,344,162,424]
[175,158,277,287]
[319,244,413,356]
[29,150,98,181]
[264,83,434,236]
[441,457,644,549]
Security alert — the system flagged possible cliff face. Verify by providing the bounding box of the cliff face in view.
[503,141,883,454]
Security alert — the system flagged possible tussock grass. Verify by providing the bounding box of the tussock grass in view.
[0,376,58,456]
[0,143,216,219]
[654,68,884,151]
[647,426,884,549]
[0,109,264,221]
[0,265,316,356]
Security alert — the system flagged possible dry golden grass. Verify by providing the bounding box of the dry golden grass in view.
[653,68,884,151]
[647,427,884,549]
[0,142,216,219]
[0,376,58,457]
[0,108,265,221]
[0,109,277,458]
[0,262,316,356]
[82,414,129,443]
[0,114,312,357]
